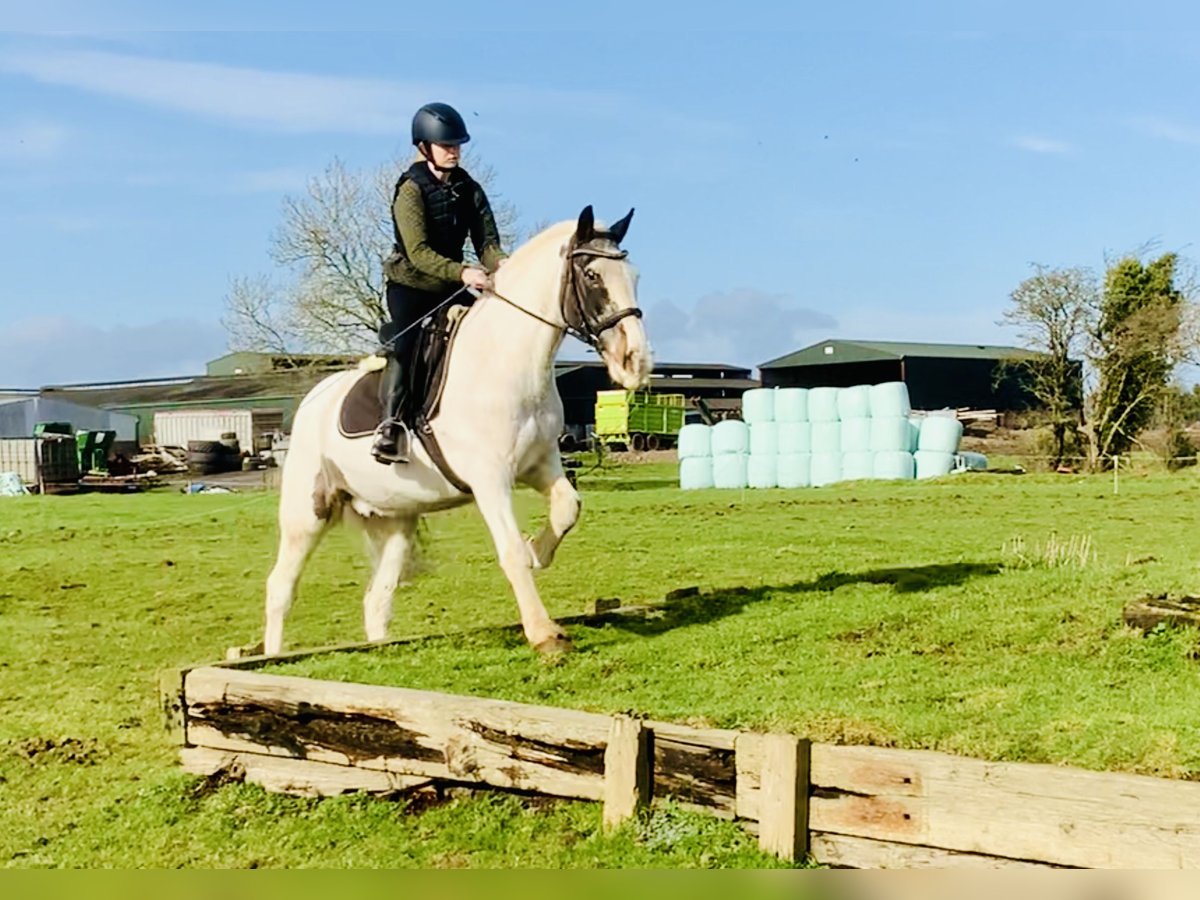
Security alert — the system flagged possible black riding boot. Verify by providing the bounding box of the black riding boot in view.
[371,356,410,464]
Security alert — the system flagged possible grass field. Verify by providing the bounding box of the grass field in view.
[4,460,1200,867]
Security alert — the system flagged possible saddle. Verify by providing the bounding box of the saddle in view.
[338,304,472,492]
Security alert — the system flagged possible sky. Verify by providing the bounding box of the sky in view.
[3,3,1200,387]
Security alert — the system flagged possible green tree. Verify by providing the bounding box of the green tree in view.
[1084,253,1189,465]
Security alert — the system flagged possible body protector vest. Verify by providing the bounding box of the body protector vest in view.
[391,162,478,263]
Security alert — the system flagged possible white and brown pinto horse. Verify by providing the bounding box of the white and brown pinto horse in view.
[262,207,651,656]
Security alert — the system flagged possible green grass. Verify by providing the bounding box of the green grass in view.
[4,461,1200,866]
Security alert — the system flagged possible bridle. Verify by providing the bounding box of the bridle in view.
[489,232,643,349]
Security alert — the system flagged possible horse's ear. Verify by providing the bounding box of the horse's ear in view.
[576,205,595,243]
[608,208,634,245]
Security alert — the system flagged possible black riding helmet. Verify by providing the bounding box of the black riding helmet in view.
[411,102,470,146]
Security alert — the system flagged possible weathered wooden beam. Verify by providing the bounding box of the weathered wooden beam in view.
[753,734,811,863]
[181,746,431,798]
[809,832,1064,869]
[807,743,1200,869]
[158,667,188,744]
[1122,595,1200,632]
[603,716,652,829]
[184,666,611,801]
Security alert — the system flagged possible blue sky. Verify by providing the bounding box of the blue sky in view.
[3,4,1200,386]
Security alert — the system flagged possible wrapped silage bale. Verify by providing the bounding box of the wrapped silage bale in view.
[869,417,912,452]
[747,455,777,489]
[774,388,808,423]
[907,417,922,452]
[918,415,964,454]
[810,452,842,487]
[874,451,915,480]
[842,451,874,481]
[956,451,988,471]
[811,421,841,454]
[869,381,911,418]
[837,385,872,420]
[677,423,712,459]
[711,419,749,455]
[713,453,749,489]
[840,417,872,454]
[777,453,811,488]
[778,422,812,455]
[742,388,775,424]
[679,457,715,489]
[749,422,779,457]
[808,387,840,422]
[915,450,955,479]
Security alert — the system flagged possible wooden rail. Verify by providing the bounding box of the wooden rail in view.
[162,660,1200,868]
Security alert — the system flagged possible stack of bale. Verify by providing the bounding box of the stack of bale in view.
[678,382,966,489]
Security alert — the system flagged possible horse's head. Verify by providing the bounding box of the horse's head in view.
[563,206,652,390]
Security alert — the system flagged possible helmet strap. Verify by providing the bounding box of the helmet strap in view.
[418,142,457,175]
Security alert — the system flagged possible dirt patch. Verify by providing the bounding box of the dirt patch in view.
[12,736,105,766]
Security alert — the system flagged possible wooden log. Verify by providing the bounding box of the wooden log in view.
[181,746,432,798]
[158,667,187,743]
[1122,595,1200,632]
[603,716,652,829]
[752,733,810,862]
[807,743,1200,869]
[183,666,611,801]
[810,832,1063,869]
[644,719,739,818]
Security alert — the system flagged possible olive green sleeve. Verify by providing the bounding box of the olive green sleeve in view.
[469,183,507,272]
[393,180,465,284]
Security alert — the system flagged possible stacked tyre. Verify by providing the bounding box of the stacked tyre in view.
[186,440,224,475]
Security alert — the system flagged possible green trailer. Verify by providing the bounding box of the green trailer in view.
[594,390,685,451]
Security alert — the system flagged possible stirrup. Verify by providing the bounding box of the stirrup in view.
[371,420,410,465]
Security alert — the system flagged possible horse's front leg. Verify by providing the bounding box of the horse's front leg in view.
[472,479,570,655]
[523,459,581,570]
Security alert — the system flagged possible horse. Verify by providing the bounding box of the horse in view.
[261,206,652,657]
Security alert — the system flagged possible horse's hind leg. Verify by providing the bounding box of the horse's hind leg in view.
[357,513,418,642]
[263,466,335,655]
[523,460,581,570]
[473,480,568,654]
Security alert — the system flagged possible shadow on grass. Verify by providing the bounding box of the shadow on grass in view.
[598,562,1002,638]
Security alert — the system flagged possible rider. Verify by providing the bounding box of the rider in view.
[373,101,508,464]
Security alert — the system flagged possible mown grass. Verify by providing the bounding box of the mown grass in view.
[4,461,1200,866]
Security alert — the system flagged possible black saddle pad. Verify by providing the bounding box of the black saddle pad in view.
[339,369,384,439]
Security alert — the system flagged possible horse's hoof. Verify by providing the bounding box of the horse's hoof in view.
[225,642,265,660]
[534,634,573,658]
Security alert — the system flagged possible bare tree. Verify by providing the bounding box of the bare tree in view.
[1000,264,1094,467]
[223,152,520,355]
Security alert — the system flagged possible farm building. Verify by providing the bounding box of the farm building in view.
[758,339,1069,411]
[41,354,756,447]
[555,360,759,428]
[38,372,324,448]
[0,392,139,440]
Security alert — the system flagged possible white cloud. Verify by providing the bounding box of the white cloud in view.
[1129,116,1200,145]
[0,120,69,160]
[0,316,227,388]
[1012,135,1072,155]
[0,48,630,136]
[643,289,837,369]
[0,49,422,133]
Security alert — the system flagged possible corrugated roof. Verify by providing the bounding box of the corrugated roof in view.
[759,339,1042,369]
[42,371,333,408]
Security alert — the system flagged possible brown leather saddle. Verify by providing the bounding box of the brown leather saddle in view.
[338,305,472,493]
